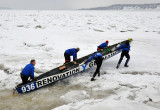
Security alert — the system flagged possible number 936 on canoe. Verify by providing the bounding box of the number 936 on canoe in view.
[19,82,37,93]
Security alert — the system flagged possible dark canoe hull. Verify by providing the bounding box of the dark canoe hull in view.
[16,39,131,93]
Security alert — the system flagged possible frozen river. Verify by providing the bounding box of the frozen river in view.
[0,10,160,110]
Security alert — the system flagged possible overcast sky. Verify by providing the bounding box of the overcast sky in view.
[0,0,160,10]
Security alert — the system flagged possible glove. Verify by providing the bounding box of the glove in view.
[84,62,87,65]
[31,77,38,81]
[116,48,119,50]
[82,59,87,64]
[34,77,38,81]
[74,62,77,64]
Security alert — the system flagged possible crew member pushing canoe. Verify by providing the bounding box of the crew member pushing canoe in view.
[97,40,109,51]
[116,38,132,68]
[20,60,36,85]
[85,50,103,81]
[64,48,80,64]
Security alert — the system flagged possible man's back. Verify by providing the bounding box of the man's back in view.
[65,48,76,55]
[98,42,108,49]
[22,64,34,78]
[118,44,130,52]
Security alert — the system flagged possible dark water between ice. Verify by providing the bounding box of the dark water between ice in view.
[0,78,115,110]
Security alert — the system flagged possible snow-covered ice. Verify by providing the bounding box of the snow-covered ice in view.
[0,10,160,110]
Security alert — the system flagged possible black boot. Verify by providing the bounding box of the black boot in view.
[91,77,95,81]
[116,64,120,69]
[124,64,129,67]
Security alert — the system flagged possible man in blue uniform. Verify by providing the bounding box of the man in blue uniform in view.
[116,40,131,69]
[97,40,109,51]
[64,48,80,64]
[21,60,36,85]
[85,51,103,81]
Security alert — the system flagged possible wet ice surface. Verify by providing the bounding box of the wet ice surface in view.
[0,10,160,110]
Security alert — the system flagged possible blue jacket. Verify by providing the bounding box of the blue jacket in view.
[85,52,103,64]
[117,44,130,52]
[22,64,35,79]
[65,48,77,61]
[98,42,108,49]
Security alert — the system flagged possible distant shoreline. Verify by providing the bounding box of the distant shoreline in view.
[79,3,160,10]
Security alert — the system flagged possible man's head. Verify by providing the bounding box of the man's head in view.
[106,40,109,43]
[128,38,132,42]
[76,48,80,52]
[30,59,36,66]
